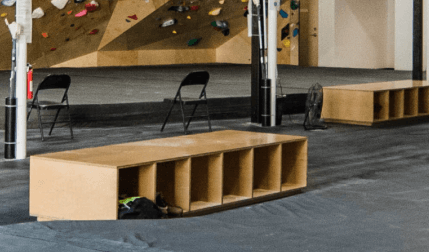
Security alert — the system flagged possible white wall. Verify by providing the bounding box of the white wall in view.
[318,0,336,67]
[318,0,395,69]
[394,0,413,71]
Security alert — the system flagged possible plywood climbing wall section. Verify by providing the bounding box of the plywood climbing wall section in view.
[277,0,299,65]
[0,0,300,70]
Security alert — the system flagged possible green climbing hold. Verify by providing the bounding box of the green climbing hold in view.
[187,38,201,46]
[291,0,299,10]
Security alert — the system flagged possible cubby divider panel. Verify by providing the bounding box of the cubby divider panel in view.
[156,159,191,212]
[118,164,156,202]
[190,154,223,211]
[404,88,418,116]
[281,141,307,191]
[389,90,404,119]
[223,149,253,204]
[374,91,389,121]
[418,87,429,114]
[253,144,281,197]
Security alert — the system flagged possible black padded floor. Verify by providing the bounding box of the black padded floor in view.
[0,65,427,251]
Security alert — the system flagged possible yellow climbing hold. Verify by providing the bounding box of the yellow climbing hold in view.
[187,15,191,19]
[282,39,291,47]
[219,0,224,4]
[172,30,177,34]
[209,7,221,16]
[241,0,248,2]
[1,13,7,18]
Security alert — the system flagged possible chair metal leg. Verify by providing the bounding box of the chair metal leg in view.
[67,107,73,139]
[185,104,199,131]
[161,102,176,132]
[27,107,32,120]
[36,107,45,141]
[205,102,212,132]
[49,108,62,136]
[179,102,188,134]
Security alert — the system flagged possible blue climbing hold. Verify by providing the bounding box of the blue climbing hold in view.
[279,9,288,18]
[293,28,299,37]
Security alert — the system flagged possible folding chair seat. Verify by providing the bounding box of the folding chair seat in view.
[161,71,212,134]
[27,74,73,141]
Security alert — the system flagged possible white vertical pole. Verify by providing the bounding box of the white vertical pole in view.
[15,36,27,159]
[267,0,279,125]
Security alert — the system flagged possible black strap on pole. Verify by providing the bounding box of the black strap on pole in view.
[413,0,423,80]
[5,38,17,159]
[251,0,261,123]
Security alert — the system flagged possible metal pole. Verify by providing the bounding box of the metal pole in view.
[250,0,262,123]
[267,0,279,126]
[413,0,423,80]
[16,36,27,159]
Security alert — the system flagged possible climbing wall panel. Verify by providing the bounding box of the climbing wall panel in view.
[277,0,299,65]
[216,29,251,64]
[98,0,159,50]
[51,52,98,68]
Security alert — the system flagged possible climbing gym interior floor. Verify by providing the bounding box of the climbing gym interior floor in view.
[0,64,428,252]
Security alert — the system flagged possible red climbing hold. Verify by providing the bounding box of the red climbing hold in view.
[128,14,138,20]
[89,29,99,35]
[50,48,56,51]
[190,6,199,11]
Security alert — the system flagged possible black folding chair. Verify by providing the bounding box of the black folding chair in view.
[161,71,212,134]
[27,74,73,141]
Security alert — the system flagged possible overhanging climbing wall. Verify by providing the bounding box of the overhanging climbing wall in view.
[0,0,300,70]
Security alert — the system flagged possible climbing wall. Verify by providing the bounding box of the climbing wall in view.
[277,0,299,65]
[0,0,299,70]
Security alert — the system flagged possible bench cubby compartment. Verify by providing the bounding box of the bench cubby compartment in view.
[418,87,429,114]
[389,90,404,119]
[190,154,223,211]
[374,91,389,121]
[404,88,418,116]
[118,164,156,202]
[222,149,253,204]
[156,159,191,212]
[253,144,282,197]
[281,141,307,191]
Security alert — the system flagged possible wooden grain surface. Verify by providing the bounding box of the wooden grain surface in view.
[33,130,307,168]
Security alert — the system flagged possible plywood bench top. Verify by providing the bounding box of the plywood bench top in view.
[31,130,307,169]
[323,80,429,91]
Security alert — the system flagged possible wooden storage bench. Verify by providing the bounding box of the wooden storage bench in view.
[30,130,307,221]
[321,80,429,126]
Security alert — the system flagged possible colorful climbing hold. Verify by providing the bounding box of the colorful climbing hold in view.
[70,24,75,27]
[50,48,56,51]
[125,19,130,22]
[281,24,289,40]
[172,30,177,34]
[61,13,65,16]
[187,16,191,19]
[159,18,177,27]
[293,28,299,37]
[243,10,248,17]
[65,38,70,41]
[74,0,84,3]
[190,5,199,11]
[32,7,44,19]
[291,0,299,10]
[279,9,288,18]
[219,0,224,4]
[67,10,72,15]
[128,14,138,20]
[51,0,68,10]
[89,29,98,35]
[168,6,189,12]
[221,28,230,36]
[282,39,290,47]
[75,9,87,17]
[85,1,99,12]
[241,0,248,2]
[42,32,48,38]
[187,38,201,46]
[0,13,6,18]
[209,8,221,16]
[1,0,15,7]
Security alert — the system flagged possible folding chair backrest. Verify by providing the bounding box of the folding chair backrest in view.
[180,71,210,88]
[36,74,71,92]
